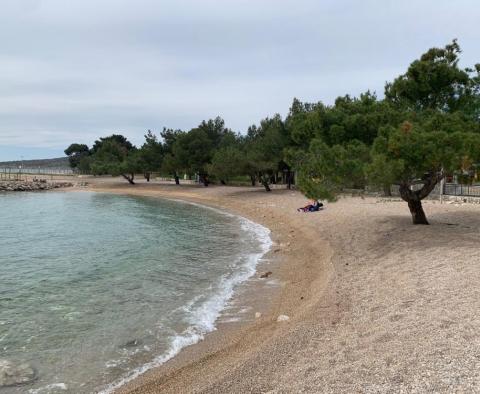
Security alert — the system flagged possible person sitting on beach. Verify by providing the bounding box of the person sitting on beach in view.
[297,200,323,212]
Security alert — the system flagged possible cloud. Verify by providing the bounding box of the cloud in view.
[0,0,479,158]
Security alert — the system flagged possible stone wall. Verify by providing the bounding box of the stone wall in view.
[0,181,73,192]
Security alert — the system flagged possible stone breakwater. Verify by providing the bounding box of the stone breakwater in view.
[0,181,73,192]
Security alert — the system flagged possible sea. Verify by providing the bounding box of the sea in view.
[0,191,271,393]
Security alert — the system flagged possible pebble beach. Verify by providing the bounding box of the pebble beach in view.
[73,178,480,393]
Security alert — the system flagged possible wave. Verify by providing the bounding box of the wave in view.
[98,206,271,394]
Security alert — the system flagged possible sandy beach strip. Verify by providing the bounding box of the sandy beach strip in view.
[79,179,480,393]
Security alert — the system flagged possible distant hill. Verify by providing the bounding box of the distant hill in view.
[0,157,70,169]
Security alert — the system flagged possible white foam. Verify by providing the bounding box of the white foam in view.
[98,202,272,394]
[29,383,67,393]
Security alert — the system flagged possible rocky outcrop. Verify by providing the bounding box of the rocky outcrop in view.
[0,359,36,387]
[0,181,73,192]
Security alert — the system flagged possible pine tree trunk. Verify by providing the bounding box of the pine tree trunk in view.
[407,199,429,225]
[174,174,180,185]
[122,173,135,185]
[250,175,256,187]
[261,178,271,192]
[199,174,209,187]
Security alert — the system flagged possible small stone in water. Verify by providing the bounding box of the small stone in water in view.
[0,359,36,387]
[124,339,142,348]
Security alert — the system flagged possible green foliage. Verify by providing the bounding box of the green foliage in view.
[385,39,480,115]
[162,117,235,179]
[139,130,163,174]
[64,143,90,170]
[208,146,246,182]
[246,114,289,179]
[172,129,213,176]
[286,92,403,150]
[65,40,480,222]
[365,153,403,191]
[291,41,480,211]
[91,134,133,153]
[367,118,480,185]
[285,98,324,148]
[293,139,370,201]
[159,128,184,179]
[89,136,139,183]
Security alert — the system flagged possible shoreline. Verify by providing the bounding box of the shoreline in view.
[59,177,480,392]
[77,180,335,394]
[96,192,274,393]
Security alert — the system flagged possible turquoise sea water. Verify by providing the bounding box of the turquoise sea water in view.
[0,191,270,393]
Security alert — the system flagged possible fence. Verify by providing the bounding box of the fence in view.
[443,183,480,197]
[1,167,74,176]
[388,183,480,199]
[0,168,26,181]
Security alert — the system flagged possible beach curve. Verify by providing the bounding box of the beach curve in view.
[67,177,480,393]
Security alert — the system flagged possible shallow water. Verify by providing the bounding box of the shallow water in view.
[0,191,270,393]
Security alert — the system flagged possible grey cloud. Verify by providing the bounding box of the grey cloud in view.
[0,0,479,154]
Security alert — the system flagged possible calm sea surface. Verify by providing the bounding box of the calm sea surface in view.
[0,191,270,393]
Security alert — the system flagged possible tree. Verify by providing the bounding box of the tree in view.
[364,152,401,197]
[246,114,290,191]
[172,129,213,186]
[385,39,480,115]
[208,145,247,184]
[166,117,233,186]
[380,40,480,223]
[64,143,90,171]
[139,130,163,181]
[367,120,480,224]
[195,117,232,148]
[91,134,133,153]
[160,128,184,184]
[289,139,370,201]
[292,41,480,224]
[89,135,139,184]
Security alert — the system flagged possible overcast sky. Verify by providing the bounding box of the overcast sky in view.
[0,0,479,160]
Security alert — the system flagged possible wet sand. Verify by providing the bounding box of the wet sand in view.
[77,178,480,393]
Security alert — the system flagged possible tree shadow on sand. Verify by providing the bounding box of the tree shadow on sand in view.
[370,209,480,257]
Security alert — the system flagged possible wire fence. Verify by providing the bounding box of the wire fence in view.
[1,167,74,176]
[443,183,480,197]
[0,168,26,181]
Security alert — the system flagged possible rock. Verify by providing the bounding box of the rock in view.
[273,249,281,253]
[255,312,262,318]
[277,315,290,322]
[0,181,73,192]
[259,271,272,278]
[0,359,36,387]
[124,339,142,348]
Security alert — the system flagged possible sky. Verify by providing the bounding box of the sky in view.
[0,0,479,161]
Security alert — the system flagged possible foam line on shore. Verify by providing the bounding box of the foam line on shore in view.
[98,198,272,394]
